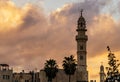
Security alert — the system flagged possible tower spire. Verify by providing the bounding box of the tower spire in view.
[101,62,103,65]
[100,63,105,82]
[80,9,83,17]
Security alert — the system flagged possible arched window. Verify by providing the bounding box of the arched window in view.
[80,56,83,60]
[80,45,83,50]
[80,22,83,27]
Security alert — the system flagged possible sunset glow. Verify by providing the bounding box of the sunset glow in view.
[0,0,120,82]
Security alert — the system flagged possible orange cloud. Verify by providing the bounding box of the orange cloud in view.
[0,1,32,32]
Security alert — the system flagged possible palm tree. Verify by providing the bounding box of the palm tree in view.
[44,59,58,82]
[62,55,77,82]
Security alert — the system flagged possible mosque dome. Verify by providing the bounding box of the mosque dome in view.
[100,65,104,71]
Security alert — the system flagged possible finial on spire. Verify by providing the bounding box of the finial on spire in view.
[80,9,83,16]
[101,62,103,65]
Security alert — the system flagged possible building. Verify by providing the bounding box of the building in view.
[76,10,88,82]
[13,72,33,82]
[0,64,40,82]
[13,70,40,82]
[40,69,77,82]
[0,10,88,82]
[90,80,96,82]
[0,64,13,82]
[99,64,105,82]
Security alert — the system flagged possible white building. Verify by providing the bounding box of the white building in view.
[0,64,13,82]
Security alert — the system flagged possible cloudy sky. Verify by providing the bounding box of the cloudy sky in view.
[0,0,120,81]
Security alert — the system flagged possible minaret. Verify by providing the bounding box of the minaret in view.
[100,64,105,82]
[76,10,88,82]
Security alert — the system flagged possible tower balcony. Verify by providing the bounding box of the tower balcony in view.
[76,28,87,32]
[76,35,88,41]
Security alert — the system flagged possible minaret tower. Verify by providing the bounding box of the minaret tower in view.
[100,64,105,82]
[76,10,88,82]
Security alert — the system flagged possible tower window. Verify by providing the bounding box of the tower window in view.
[25,80,29,82]
[80,56,83,60]
[80,45,83,50]
[15,80,18,82]
[3,75,10,80]
[80,22,83,27]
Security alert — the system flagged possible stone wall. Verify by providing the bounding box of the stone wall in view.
[40,69,77,82]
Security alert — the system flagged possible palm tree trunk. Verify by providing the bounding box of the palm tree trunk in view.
[69,75,71,82]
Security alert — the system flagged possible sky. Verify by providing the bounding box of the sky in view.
[0,0,120,81]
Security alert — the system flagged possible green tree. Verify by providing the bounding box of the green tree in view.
[62,55,77,82]
[105,46,120,82]
[44,59,58,82]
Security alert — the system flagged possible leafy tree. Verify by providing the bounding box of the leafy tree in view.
[105,46,120,82]
[62,55,77,82]
[44,59,58,82]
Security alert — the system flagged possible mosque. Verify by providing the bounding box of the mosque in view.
[0,11,105,82]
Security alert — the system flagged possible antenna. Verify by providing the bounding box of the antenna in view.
[101,62,103,65]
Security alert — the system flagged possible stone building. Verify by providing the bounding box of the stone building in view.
[0,64,13,82]
[0,64,40,82]
[13,71,40,82]
[99,64,105,82]
[13,72,33,82]
[40,69,77,82]
[76,10,88,82]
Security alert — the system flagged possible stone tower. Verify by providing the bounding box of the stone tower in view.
[76,10,88,82]
[100,64,105,82]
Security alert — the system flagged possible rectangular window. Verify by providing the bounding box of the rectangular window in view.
[80,56,83,60]
[7,75,10,79]
[80,45,83,50]
[3,75,10,80]
[25,80,29,82]
[15,80,18,82]
[3,75,5,79]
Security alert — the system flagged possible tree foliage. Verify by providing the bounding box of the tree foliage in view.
[62,55,77,82]
[105,46,120,81]
[44,59,58,82]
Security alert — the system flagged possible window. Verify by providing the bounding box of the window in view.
[15,80,18,82]
[80,22,83,27]
[3,75,10,80]
[25,80,29,82]
[3,75,5,79]
[80,56,83,60]
[80,45,83,50]
[7,75,10,79]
